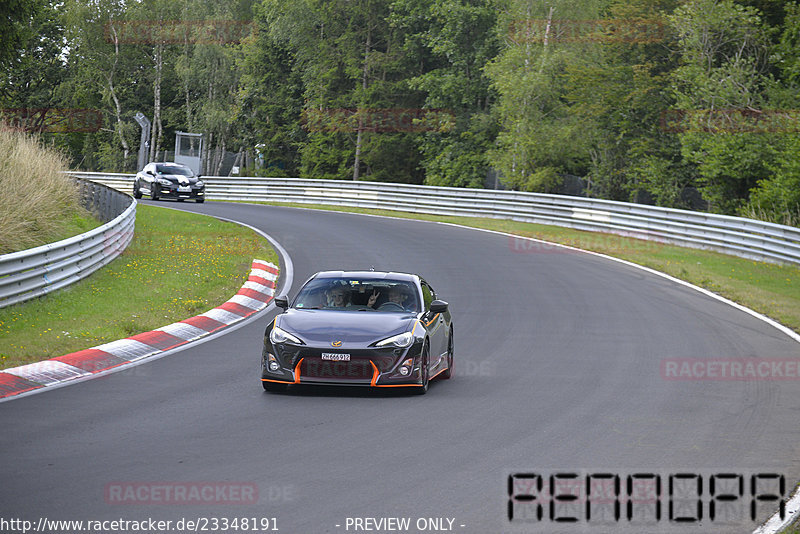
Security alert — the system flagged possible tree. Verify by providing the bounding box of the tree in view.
[61,0,141,171]
[391,0,500,188]
[669,0,775,213]
[258,0,430,182]
[745,2,800,223]
[0,0,65,108]
[0,0,43,68]
[238,6,305,176]
[485,0,602,192]
[560,0,692,205]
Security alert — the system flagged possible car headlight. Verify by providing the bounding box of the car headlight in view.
[195,180,204,187]
[270,325,303,345]
[157,178,172,186]
[376,331,413,348]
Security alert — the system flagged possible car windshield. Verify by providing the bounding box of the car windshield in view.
[156,164,193,176]
[293,277,419,312]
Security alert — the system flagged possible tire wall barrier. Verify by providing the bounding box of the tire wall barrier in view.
[69,172,800,267]
[0,178,136,309]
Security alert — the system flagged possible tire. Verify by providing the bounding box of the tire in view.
[150,185,159,201]
[262,380,288,393]
[413,342,429,395]
[441,326,454,379]
[132,181,142,199]
[196,197,205,204]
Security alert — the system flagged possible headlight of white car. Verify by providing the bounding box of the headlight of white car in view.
[376,331,414,348]
[270,325,303,345]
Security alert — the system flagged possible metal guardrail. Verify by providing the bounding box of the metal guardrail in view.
[0,179,136,308]
[69,171,800,267]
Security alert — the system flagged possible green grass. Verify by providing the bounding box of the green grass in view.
[47,212,103,242]
[0,204,278,369]
[241,200,800,334]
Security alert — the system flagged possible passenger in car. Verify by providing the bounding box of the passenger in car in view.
[326,285,351,308]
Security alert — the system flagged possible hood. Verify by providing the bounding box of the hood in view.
[277,309,416,347]
[160,173,199,185]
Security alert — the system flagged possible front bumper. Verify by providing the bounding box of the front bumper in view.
[155,184,205,199]
[261,343,424,388]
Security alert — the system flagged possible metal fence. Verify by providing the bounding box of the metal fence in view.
[0,179,136,308]
[69,172,800,267]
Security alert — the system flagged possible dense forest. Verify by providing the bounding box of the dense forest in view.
[2,0,799,223]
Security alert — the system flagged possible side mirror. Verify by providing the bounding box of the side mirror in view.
[274,296,289,310]
[429,300,448,314]
[146,170,155,176]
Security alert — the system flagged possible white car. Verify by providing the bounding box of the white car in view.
[133,162,205,203]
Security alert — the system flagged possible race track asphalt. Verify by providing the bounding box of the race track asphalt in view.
[1,200,799,534]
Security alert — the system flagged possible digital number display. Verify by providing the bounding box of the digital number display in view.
[507,471,786,525]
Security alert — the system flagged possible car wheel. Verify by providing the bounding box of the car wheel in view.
[262,380,288,393]
[132,181,142,199]
[150,185,159,201]
[196,197,205,204]
[441,326,454,379]
[413,342,429,395]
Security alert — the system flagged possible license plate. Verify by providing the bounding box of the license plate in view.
[178,186,191,192]
[321,353,350,361]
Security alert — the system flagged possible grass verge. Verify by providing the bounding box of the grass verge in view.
[245,201,800,334]
[0,204,278,369]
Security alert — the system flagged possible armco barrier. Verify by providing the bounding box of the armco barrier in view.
[0,179,136,308]
[68,172,800,267]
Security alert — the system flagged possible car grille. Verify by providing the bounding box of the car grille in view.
[300,358,375,381]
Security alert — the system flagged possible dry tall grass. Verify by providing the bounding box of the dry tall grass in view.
[0,129,85,254]
[740,206,799,228]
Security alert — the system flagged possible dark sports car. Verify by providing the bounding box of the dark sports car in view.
[261,271,453,394]
[133,162,205,203]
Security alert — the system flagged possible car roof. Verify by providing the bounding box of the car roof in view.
[153,162,188,168]
[313,271,418,282]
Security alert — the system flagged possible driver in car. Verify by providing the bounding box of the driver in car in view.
[368,286,415,311]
